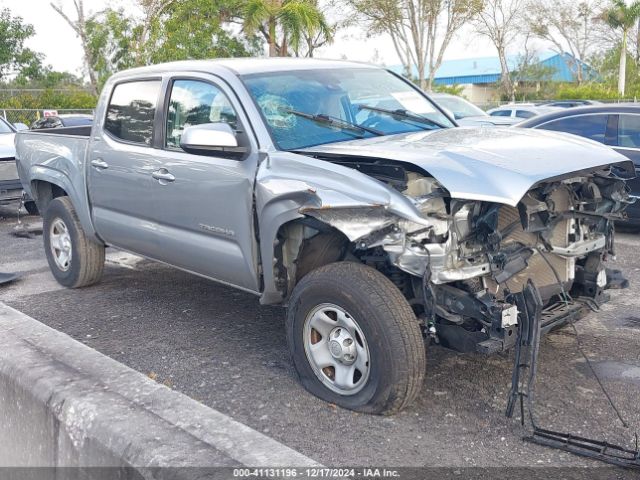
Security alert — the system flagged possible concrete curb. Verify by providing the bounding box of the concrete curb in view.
[0,302,319,472]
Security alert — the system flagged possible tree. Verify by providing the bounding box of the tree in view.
[529,0,604,84]
[348,0,482,90]
[474,0,524,101]
[51,1,100,95]
[240,0,334,57]
[600,0,640,96]
[85,8,139,89]
[0,8,42,82]
[134,0,174,64]
[147,0,260,63]
[294,0,345,57]
[82,0,259,90]
[510,35,555,98]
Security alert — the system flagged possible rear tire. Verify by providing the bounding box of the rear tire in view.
[286,262,426,415]
[43,197,105,288]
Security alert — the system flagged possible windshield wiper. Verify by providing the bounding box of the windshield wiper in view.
[283,108,383,137]
[358,105,446,129]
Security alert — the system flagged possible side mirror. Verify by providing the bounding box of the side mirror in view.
[13,122,29,132]
[180,122,241,156]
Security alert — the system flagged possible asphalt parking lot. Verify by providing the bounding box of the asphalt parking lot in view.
[1,203,640,469]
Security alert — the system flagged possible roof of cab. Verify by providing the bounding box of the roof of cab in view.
[109,57,380,80]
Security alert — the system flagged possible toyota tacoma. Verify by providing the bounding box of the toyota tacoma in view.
[15,59,635,414]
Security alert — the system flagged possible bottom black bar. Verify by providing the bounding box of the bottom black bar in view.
[527,427,640,470]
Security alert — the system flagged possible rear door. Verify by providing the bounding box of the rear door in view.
[144,74,261,292]
[88,79,164,254]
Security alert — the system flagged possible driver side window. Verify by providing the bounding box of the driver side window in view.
[166,79,238,149]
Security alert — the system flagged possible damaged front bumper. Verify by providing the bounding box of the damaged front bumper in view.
[432,266,628,354]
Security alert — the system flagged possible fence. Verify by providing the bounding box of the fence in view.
[1,109,95,127]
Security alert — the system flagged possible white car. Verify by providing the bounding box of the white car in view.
[0,117,34,210]
[486,104,559,121]
[0,117,20,205]
[432,93,519,126]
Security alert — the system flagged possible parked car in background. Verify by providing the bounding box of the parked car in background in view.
[431,93,519,126]
[517,104,640,225]
[0,117,23,207]
[540,100,602,109]
[0,116,38,212]
[486,104,558,120]
[31,114,93,130]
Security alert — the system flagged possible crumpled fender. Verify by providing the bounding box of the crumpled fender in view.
[255,151,430,304]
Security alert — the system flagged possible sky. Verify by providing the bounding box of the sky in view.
[1,0,516,77]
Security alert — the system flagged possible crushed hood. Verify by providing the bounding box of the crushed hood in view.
[300,127,635,206]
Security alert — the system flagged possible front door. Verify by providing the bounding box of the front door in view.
[146,76,261,292]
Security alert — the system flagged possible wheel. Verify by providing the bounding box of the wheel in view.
[23,201,39,216]
[286,262,426,415]
[43,197,105,288]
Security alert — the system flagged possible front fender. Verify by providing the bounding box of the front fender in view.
[255,151,429,304]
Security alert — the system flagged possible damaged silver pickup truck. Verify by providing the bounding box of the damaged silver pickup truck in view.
[15,59,635,414]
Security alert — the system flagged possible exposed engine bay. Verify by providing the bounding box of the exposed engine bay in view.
[295,155,634,354]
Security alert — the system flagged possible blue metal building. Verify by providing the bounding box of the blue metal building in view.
[389,51,596,102]
[430,51,595,86]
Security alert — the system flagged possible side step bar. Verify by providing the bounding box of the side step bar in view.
[527,428,640,470]
[506,280,640,470]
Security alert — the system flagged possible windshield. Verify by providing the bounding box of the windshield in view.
[243,68,454,150]
[0,118,14,134]
[435,95,486,119]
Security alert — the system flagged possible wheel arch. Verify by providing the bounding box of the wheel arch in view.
[259,207,351,305]
[29,167,99,241]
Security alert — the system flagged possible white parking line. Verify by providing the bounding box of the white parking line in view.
[0,251,145,302]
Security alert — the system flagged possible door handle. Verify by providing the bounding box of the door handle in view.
[152,168,175,183]
[91,158,109,170]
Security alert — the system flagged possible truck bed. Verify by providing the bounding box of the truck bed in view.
[15,126,92,207]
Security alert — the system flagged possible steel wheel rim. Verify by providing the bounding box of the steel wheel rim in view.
[49,218,72,271]
[303,303,370,396]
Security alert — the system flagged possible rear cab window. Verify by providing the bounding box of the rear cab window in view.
[104,80,161,146]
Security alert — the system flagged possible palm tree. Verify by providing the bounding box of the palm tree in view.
[241,0,333,56]
[601,0,640,96]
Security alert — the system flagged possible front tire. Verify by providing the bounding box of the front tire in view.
[286,262,426,415]
[43,197,105,288]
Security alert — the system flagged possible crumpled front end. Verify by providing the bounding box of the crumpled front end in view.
[305,164,633,354]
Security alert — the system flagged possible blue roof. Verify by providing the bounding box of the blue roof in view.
[389,51,595,85]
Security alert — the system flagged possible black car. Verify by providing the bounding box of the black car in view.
[517,104,640,225]
[538,100,602,109]
[31,114,93,130]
